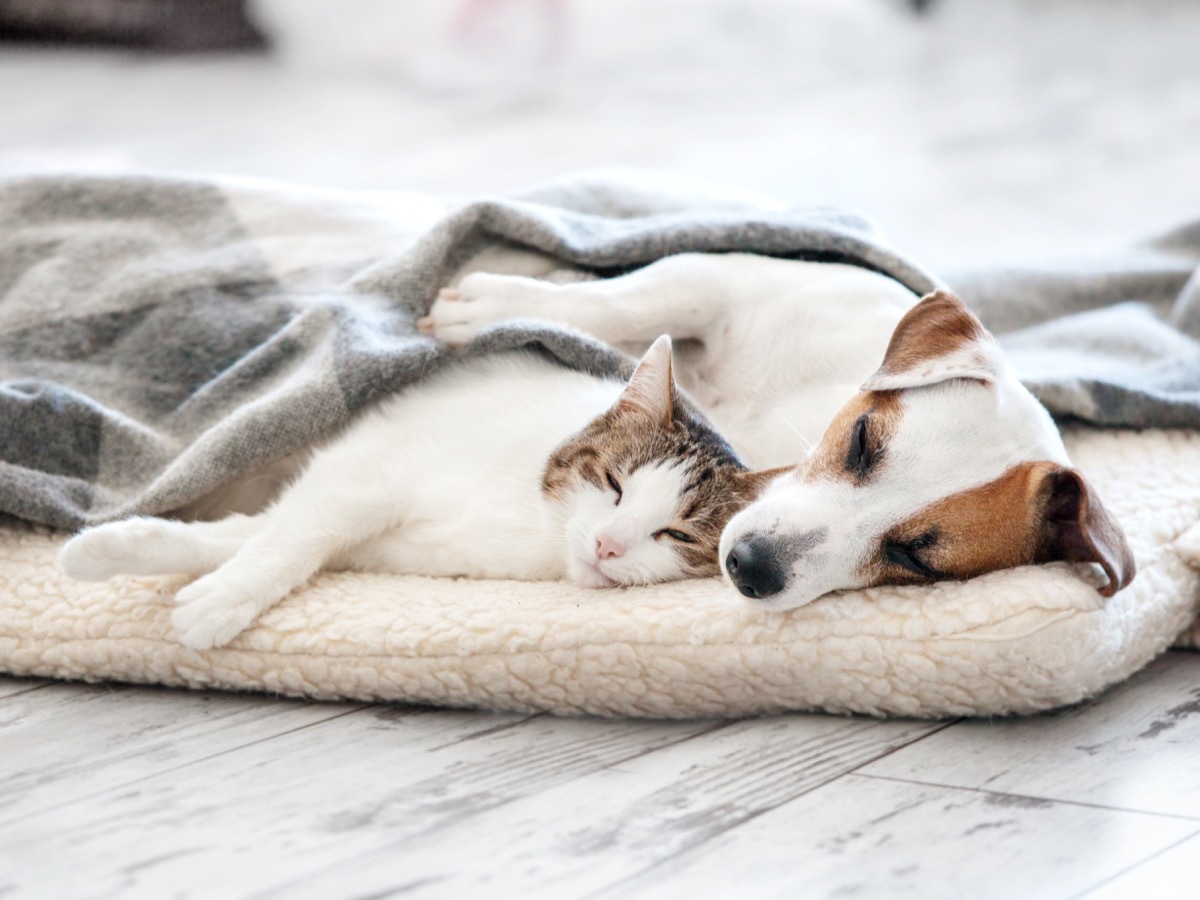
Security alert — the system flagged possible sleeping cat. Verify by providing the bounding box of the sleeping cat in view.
[59,336,783,650]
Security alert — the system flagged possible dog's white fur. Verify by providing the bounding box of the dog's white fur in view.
[425,251,1126,610]
[432,253,919,468]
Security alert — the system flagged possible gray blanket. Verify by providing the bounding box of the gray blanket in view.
[1,173,1197,529]
[956,221,1200,430]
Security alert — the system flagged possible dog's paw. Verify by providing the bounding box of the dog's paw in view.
[172,577,260,650]
[419,273,557,345]
[58,519,176,581]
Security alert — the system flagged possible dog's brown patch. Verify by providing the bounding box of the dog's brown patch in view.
[866,460,1136,595]
[870,461,1049,587]
[801,390,903,484]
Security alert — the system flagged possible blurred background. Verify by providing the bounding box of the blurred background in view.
[0,0,1197,271]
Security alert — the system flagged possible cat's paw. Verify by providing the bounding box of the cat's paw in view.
[419,273,557,345]
[58,519,176,581]
[171,577,261,650]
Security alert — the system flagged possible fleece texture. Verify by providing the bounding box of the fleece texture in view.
[3,427,1198,719]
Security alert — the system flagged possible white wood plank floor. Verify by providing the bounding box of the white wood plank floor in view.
[3,650,1199,899]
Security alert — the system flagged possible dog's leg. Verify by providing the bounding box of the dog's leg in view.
[422,253,735,346]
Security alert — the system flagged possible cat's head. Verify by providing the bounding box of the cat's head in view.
[542,336,787,588]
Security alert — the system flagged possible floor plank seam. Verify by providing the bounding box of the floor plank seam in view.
[10,702,377,826]
[857,772,1200,823]
[840,717,962,774]
[427,711,546,751]
[1069,827,1200,899]
[0,682,54,701]
[577,723,951,899]
[593,719,735,771]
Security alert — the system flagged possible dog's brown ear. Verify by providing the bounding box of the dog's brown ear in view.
[1036,466,1136,597]
[862,291,1004,392]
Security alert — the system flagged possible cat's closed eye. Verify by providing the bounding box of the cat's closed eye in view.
[605,471,622,505]
[656,528,696,543]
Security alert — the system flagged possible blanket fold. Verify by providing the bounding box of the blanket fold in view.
[951,228,1200,429]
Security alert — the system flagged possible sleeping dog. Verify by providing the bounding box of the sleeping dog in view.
[422,252,1135,607]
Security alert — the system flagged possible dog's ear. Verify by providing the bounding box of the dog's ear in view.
[1035,466,1136,597]
[861,291,1005,392]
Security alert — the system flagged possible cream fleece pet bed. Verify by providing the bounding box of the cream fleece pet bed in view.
[3,426,1199,719]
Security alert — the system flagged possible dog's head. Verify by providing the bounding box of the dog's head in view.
[719,290,1135,609]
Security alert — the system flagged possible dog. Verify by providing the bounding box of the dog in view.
[422,251,1135,607]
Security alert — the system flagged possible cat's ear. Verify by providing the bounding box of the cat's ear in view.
[617,335,676,425]
[735,465,796,498]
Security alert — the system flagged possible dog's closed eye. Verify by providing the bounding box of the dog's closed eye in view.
[847,414,877,478]
[884,531,941,580]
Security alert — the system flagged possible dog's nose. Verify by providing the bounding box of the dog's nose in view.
[725,537,787,600]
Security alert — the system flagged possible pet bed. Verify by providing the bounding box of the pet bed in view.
[1,426,1199,717]
[2,172,1199,718]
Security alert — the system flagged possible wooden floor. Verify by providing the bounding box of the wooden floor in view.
[3,650,1199,899]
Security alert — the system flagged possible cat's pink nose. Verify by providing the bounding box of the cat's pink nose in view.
[596,534,625,561]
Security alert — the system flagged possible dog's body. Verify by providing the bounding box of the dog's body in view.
[425,252,1134,608]
[432,253,916,470]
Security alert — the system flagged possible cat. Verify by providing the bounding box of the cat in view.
[59,335,784,649]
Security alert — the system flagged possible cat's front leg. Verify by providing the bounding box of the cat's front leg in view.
[168,472,401,649]
[170,505,396,649]
[168,531,328,650]
[169,563,291,650]
[421,254,732,346]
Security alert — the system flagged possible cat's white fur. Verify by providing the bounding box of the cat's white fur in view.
[560,460,691,588]
[60,340,702,649]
